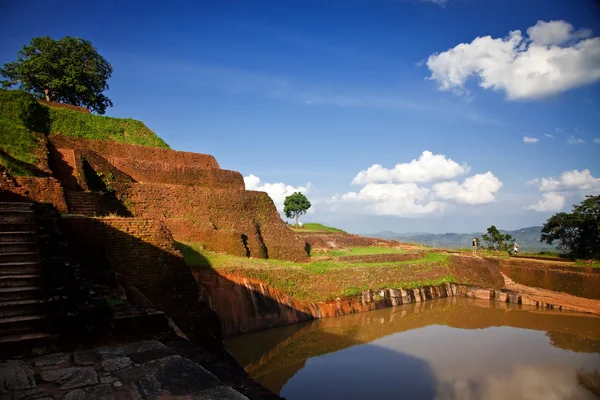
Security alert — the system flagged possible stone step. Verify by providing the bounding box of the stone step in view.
[0,203,34,212]
[0,274,42,288]
[0,252,39,264]
[0,222,36,232]
[0,242,38,253]
[0,231,35,243]
[0,332,56,358]
[0,212,35,224]
[0,299,46,318]
[0,261,41,275]
[0,314,47,335]
[0,286,42,301]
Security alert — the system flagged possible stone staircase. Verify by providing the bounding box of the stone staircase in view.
[65,191,109,216]
[0,202,53,355]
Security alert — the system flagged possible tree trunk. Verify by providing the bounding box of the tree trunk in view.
[44,89,50,101]
[296,215,299,227]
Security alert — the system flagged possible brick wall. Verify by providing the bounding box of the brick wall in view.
[50,136,220,169]
[108,157,244,189]
[123,183,309,262]
[62,216,222,347]
[0,167,67,212]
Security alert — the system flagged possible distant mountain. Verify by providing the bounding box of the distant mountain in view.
[366,226,557,252]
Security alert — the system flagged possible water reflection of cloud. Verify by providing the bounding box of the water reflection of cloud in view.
[435,365,598,400]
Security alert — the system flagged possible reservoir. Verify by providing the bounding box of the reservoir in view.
[226,297,600,400]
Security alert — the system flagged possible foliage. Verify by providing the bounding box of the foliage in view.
[1,36,113,114]
[0,90,168,175]
[47,105,169,148]
[0,89,48,175]
[481,225,515,252]
[293,222,347,233]
[541,195,600,259]
[284,192,311,226]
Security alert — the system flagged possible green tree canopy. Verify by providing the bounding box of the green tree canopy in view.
[541,195,600,259]
[481,225,515,252]
[1,36,113,114]
[284,192,311,226]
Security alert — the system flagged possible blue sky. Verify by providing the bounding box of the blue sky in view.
[1,0,599,233]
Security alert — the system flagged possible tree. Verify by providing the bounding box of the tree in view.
[541,195,600,259]
[284,192,311,226]
[481,225,515,252]
[1,36,113,114]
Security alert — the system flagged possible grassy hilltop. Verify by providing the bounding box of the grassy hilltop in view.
[0,89,169,176]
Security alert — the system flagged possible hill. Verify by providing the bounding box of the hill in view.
[368,226,557,252]
[0,89,168,176]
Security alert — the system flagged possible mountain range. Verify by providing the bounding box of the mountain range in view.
[366,226,557,252]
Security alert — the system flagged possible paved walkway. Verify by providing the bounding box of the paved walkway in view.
[1,340,248,400]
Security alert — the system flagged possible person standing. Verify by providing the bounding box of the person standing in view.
[514,242,519,256]
[472,238,478,257]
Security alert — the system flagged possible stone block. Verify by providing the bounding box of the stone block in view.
[155,358,222,396]
[40,367,98,390]
[1,362,35,393]
[96,341,166,360]
[101,357,131,372]
[74,351,97,366]
[64,384,114,400]
[34,353,71,367]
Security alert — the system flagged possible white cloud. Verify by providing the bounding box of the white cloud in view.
[523,136,539,143]
[593,138,600,143]
[567,135,585,144]
[526,169,600,212]
[426,20,600,99]
[244,174,310,211]
[432,172,503,204]
[525,192,565,212]
[544,133,554,139]
[331,183,446,217]
[421,0,448,4]
[352,151,470,185]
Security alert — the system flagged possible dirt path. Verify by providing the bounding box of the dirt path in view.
[502,273,600,314]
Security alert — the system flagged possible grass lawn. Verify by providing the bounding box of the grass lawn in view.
[290,223,347,233]
[313,246,407,257]
[176,241,455,302]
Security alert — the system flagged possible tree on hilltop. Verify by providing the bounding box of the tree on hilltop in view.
[284,192,311,227]
[541,195,600,259]
[1,36,113,114]
[481,225,514,252]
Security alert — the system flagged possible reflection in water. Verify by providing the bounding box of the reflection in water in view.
[226,297,600,400]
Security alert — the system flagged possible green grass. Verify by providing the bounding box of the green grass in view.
[47,106,169,148]
[575,261,600,268]
[0,90,48,175]
[0,89,169,175]
[319,246,407,257]
[291,222,347,233]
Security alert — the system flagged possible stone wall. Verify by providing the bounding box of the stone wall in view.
[49,136,219,169]
[123,183,309,262]
[61,216,222,349]
[0,167,67,212]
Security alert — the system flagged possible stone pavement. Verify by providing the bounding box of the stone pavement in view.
[1,340,248,400]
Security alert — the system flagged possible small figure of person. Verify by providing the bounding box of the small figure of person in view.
[472,238,478,257]
[514,242,519,256]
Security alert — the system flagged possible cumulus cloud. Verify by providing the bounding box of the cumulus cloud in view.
[544,133,554,139]
[244,174,310,211]
[332,183,446,217]
[331,152,501,217]
[352,151,470,185]
[426,20,600,99]
[523,136,539,143]
[567,135,585,144]
[432,172,503,204]
[593,138,600,143]
[526,169,600,212]
[525,192,565,212]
